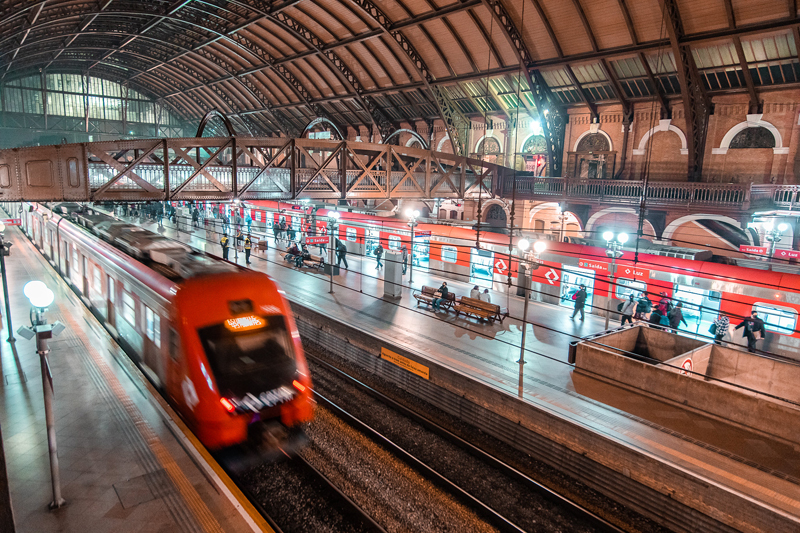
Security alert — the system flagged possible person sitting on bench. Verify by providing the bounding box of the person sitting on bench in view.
[296,244,312,267]
[287,242,301,262]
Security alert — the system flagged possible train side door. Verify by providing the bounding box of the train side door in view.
[558,265,596,310]
[413,235,430,272]
[673,285,721,334]
[107,276,116,329]
[470,248,494,288]
[365,227,380,257]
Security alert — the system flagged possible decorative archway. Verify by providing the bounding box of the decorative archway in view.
[474,136,503,165]
[633,119,688,156]
[585,207,656,240]
[301,117,344,140]
[661,214,750,243]
[474,135,502,154]
[573,129,613,152]
[436,134,451,152]
[479,199,511,226]
[382,128,429,149]
[713,115,789,155]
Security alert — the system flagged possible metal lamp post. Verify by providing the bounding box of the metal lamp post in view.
[603,231,628,330]
[516,239,547,396]
[328,211,340,294]
[405,209,420,285]
[0,221,14,342]
[764,222,789,260]
[17,281,66,510]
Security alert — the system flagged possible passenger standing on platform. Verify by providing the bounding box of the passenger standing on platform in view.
[620,294,636,326]
[220,234,230,260]
[244,234,252,265]
[236,227,243,251]
[432,282,449,311]
[470,285,481,299]
[192,207,199,228]
[223,213,230,235]
[246,213,253,233]
[735,311,766,353]
[480,289,491,304]
[157,203,164,228]
[336,239,348,269]
[712,315,729,344]
[401,245,409,275]
[273,223,280,244]
[635,293,651,320]
[318,225,327,255]
[668,302,688,332]
[375,243,384,269]
[288,226,296,243]
[657,292,672,316]
[571,285,587,321]
[279,218,287,242]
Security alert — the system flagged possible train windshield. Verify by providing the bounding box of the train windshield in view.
[198,316,297,397]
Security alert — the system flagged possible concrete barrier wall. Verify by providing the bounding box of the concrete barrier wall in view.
[291,303,798,533]
[706,346,800,404]
[662,344,713,376]
[576,343,800,447]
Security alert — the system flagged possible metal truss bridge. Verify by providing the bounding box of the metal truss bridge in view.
[0,138,501,202]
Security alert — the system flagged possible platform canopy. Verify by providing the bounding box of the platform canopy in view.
[1,0,799,168]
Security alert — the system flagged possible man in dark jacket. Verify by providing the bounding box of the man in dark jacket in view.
[401,245,409,275]
[220,234,230,260]
[374,244,384,270]
[635,293,651,320]
[735,311,767,352]
[336,239,348,269]
[192,207,199,227]
[668,302,688,331]
[432,282,449,311]
[244,234,252,265]
[571,285,587,320]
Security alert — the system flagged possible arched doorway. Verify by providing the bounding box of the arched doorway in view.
[521,134,547,175]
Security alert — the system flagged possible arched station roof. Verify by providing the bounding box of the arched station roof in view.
[1,0,798,150]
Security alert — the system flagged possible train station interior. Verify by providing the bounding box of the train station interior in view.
[2,1,800,532]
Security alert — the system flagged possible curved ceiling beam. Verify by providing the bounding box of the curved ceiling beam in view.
[480,0,567,177]
[382,128,429,149]
[301,117,344,140]
[196,109,236,137]
[348,0,471,156]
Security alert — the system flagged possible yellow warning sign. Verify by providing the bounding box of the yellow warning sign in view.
[380,348,430,380]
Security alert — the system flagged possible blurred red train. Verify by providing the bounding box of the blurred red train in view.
[238,199,800,359]
[21,201,313,470]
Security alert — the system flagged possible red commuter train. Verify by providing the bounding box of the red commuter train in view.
[237,199,800,359]
[20,201,314,470]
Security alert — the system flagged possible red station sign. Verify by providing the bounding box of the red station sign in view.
[578,258,609,272]
[739,245,768,255]
[617,265,650,279]
[415,230,432,238]
[774,249,800,259]
[0,219,21,226]
[305,236,329,245]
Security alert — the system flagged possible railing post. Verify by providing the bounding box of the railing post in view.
[290,139,296,199]
[163,139,169,201]
[743,183,752,210]
[231,137,238,200]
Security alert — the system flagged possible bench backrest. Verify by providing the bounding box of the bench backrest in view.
[460,297,499,312]
[421,285,455,301]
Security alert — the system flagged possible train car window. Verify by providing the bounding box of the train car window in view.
[615,278,646,299]
[752,304,797,335]
[108,276,115,304]
[388,236,401,251]
[197,316,297,397]
[346,227,357,242]
[442,245,458,264]
[122,292,136,326]
[145,306,162,348]
[92,267,102,296]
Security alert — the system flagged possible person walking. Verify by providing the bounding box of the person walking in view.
[273,223,280,244]
[470,285,481,299]
[279,218,287,242]
[192,207,199,228]
[711,315,729,344]
[735,311,766,353]
[156,203,164,228]
[668,302,688,332]
[432,282,449,311]
[619,293,636,326]
[245,212,253,233]
[244,234,252,265]
[287,226,296,243]
[222,213,230,235]
[401,245,409,275]
[220,234,230,260]
[235,227,243,251]
[571,285,587,320]
[374,243,384,270]
[635,292,651,320]
[336,238,348,269]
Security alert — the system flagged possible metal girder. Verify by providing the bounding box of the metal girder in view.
[563,64,598,121]
[638,52,671,118]
[659,0,711,182]
[732,36,760,114]
[348,0,471,156]
[480,0,566,176]
[599,59,631,117]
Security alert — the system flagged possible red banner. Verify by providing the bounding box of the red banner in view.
[774,248,800,259]
[617,265,650,279]
[306,236,329,245]
[578,258,609,272]
[0,218,20,226]
[739,245,768,255]
[415,230,432,238]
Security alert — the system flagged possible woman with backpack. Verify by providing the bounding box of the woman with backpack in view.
[374,243,384,269]
[635,293,652,320]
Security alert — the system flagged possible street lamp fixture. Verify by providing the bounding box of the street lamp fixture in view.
[17,281,66,510]
[516,239,548,396]
[764,221,790,260]
[0,221,14,342]
[327,211,340,294]
[406,209,420,285]
[603,232,628,330]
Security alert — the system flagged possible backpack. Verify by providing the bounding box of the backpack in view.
[374,246,382,256]
[617,302,624,312]
[337,241,346,252]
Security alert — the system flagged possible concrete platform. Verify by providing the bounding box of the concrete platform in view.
[0,226,266,532]
[139,215,800,532]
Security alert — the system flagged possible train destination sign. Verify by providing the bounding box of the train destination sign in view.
[415,230,432,237]
[0,218,20,226]
[305,236,329,245]
[739,245,768,255]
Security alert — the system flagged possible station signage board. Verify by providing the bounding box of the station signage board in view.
[415,230,432,238]
[774,249,800,259]
[578,258,609,272]
[305,236,329,245]
[739,245,768,255]
[617,266,650,279]
[0,219,20,226]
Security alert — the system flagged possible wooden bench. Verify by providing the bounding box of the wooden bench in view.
[413,285,456,311]
[282,251,325,270]
[453,297,508,323]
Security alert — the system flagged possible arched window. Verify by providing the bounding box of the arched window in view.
[450,210,458,219]
[522,135,547,154]
[730,127,776,149]
[577,133,610,152]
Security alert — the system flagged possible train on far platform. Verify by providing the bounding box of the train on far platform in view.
[19,201,314,471]
[236,199,800,360]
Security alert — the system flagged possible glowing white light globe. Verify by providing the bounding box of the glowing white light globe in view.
[413,210,420,218]
[603,231,614,241]
[24,281,54,308]
[618,233,629,244]
[405,208,413,217]
[764,223,774,232]
[533,241,547,254]
[518,239,530,252]
[779,223,789,232]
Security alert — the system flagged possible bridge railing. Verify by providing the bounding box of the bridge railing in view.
[502,176,798,210]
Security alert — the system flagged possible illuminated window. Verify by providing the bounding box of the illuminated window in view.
[388,236,401,251]
[346,227,357,242]
[108,276,115,304]
[615,278,646,299]
[442,245,458,263]
[752,303,797,335]
[145,306,161,348]
[122,292,136,326]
